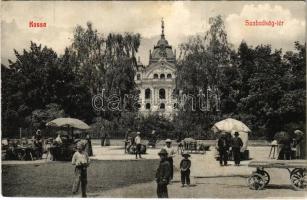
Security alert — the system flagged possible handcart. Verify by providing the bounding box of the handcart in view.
[247,160,307,191]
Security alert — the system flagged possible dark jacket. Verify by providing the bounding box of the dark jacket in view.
[180,159,191,171]
[218,137,229,150]
[231,137,243,148]
[156,160,171,185]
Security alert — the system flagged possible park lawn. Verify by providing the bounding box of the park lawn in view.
[2,159,159,197]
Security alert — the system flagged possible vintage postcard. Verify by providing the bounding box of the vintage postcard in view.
[1,1,306,198]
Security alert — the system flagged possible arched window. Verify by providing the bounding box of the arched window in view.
[167,74,172,79]
[160,103,165,109]
[159,88,165,99]
[160,74,165,79]
[153,74,158,79]
[137,74,141,80]
[146,103,151,110]
[145,88,151,99]
[136,103,141,109]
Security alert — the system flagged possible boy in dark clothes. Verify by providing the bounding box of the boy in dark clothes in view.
[155,149,171,198]
[180,153,191,187]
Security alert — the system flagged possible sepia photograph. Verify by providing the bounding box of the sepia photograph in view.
[1,1,306,198]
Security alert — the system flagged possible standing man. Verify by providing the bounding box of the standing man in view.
[156,149,171,198]
[33,129,43,159]
[217,133,229,166]
[163,139,176,181]
[294,130,305,159]
[135,132,142,159]
[278,136,292,160]
[231,132,243,166]
[72,142,90,198]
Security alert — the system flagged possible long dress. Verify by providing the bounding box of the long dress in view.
[85,135,93,156]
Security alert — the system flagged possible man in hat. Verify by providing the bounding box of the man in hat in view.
[135,132,142,159]
[156,149,171,198]
[163,139,176,180]
[72,142,90,198]
[231,132,243,166]
[217,133,230,166]
[180,152,191,187]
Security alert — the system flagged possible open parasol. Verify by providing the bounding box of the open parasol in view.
[211,118,251,133]
[46,118,90,130]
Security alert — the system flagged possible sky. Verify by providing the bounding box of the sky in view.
[1,1,306,66]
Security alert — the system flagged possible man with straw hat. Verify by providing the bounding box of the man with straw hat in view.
[135,132,142,159]
[155,149,171,198]
[163,139,176,181]
[72,142,90,197]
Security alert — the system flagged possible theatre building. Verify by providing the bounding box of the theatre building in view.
[135,20,177,118]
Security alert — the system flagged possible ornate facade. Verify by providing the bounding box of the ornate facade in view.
[135,20,177,118]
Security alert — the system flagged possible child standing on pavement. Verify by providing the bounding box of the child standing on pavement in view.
[180,153,191,187]
[72,142,90,198]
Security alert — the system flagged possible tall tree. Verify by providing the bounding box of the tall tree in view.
[175,15,236,135]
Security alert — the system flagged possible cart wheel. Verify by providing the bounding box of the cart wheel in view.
[247,173,266,190]
[258,170,270,186]
[290,168,306,191]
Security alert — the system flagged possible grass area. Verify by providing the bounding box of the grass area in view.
[2,159,159,197]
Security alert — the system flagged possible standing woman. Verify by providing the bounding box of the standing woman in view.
[100,126,106,146]
[85,133,93,156]
[163,139,176,181]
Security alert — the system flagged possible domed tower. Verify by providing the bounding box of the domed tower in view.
[135,19,177,119]
[149,19,176,65]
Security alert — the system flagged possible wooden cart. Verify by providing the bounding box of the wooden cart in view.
[247,160,307,191]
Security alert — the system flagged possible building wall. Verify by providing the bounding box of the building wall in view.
[135,60,177,119]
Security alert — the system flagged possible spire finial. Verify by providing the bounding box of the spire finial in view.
[161,18,165,38]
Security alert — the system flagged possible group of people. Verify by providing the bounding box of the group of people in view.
[69,129,305,198]
[5,129,43,160]
[217,131,243,166]
[70,136,192,198]
[277,130,305,160]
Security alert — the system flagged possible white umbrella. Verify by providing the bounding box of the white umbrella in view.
[212,118,251,133]
[46,118,90,130]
